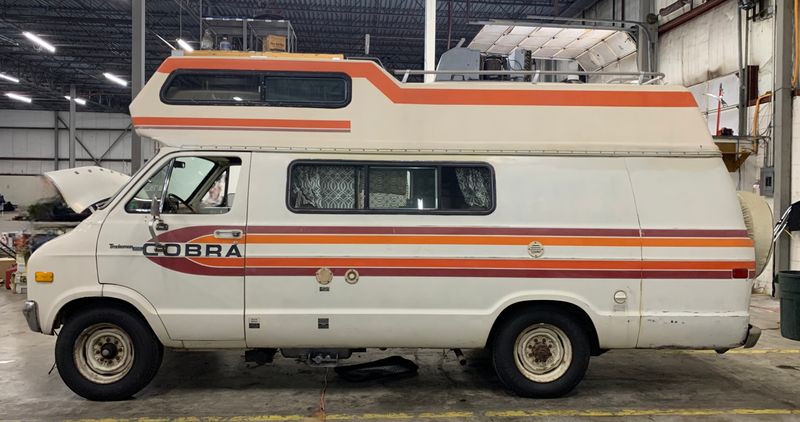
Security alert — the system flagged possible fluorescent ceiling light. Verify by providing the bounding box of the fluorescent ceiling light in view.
[6,93,32,103]
[22,32,56,53]
[232,96,243,102]
[64,95,87,106]
[103,72,128,87]
[0,73,19,83]
[176,39,194,52]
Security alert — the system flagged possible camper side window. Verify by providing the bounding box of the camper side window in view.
[161,70,351,108]
[126,156,241,214]
[288,162,494,214]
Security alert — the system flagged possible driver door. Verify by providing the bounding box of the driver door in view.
[97,151,250,342]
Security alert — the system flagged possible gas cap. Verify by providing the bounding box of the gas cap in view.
[613,290,627,304]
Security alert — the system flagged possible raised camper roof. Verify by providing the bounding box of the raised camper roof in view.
[130,53,718,157]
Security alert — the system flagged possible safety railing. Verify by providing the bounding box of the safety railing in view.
[393,69,665,85]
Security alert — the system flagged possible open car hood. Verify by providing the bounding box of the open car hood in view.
[44,166,131,213]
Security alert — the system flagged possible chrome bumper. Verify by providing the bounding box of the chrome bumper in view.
[22,300,41,333]
[743,324,761,349]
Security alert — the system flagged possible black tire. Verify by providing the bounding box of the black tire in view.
[55,306,163,401]
[491,308,591,398]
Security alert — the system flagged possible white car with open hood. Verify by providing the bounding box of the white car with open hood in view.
[23,52,770,401]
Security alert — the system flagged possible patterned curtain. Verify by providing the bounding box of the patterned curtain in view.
[455,167,491,208]
[369,169,409,208]
[292,166,357,209]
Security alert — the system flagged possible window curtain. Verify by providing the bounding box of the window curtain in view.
[455,168,491,208]
[292,166,356,209]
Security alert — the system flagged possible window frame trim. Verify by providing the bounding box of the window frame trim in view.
[159,69,352,108]
[285,159,497,216]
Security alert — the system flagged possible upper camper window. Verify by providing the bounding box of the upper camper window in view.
[161,71,351,108]
[264,75,349,107]
[288,161,494,214]
[126,156,242,214]
[162,72,262,104]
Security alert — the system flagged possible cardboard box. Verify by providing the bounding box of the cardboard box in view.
[263,34,287,52]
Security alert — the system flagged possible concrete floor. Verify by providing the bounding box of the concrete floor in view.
[1,291,799,422]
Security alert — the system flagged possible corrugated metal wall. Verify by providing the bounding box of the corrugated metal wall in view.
[0,109,155,176]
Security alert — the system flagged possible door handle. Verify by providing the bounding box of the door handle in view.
[214,229,243,239]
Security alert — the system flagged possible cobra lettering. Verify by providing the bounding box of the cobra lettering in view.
[142,243,242,258]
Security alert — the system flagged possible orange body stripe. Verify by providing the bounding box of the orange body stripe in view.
[198,234,752,248]
[131,116,350,130]
[187,256,755,271]
[155,58,697,108]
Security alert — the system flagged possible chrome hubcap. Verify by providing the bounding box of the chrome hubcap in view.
[514,323,572,383]
[74,323,134,384]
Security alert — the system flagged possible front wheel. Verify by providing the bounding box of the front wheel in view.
[55,306,163,401]
[491,308,591,398]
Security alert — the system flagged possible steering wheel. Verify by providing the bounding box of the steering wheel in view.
[167,193,195,213]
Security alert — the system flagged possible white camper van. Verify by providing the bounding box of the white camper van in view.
[23,52,769,401]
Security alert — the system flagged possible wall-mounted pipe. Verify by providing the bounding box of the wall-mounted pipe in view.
[658,0,727,35]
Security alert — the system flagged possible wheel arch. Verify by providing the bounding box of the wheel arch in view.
[486,300,602,356]
[54,287,181,348]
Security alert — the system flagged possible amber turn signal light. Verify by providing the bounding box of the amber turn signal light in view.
[34,271,54,283]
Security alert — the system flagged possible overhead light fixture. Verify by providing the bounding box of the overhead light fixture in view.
[0,73,19,83]
[6,93,32,103]
[103,72,128,87]
[176,39,194,52]
[22,31,56,53]
[64,95,87,106]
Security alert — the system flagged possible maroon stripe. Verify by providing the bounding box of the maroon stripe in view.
[148,256,244,276]
[147,256,741,280]
[153,225,245,243]
[642,270,735,279]
[148,225,748,240]
[641,229,749,238]
[244,267,737,280]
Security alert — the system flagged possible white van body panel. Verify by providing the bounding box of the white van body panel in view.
[95,150,251,342]
[26,211,105,334]
[101,284,183,348]
[244,153,642,349]
[627,157,754,348]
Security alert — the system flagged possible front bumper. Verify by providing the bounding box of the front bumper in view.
[743,324,761,349]
[22,300,41,333]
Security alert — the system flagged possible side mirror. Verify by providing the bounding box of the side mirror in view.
[147,198,168,244]
[149,197,161,218]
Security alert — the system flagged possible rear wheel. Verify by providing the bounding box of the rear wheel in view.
[55,307,163,401]
[491,308,591,398]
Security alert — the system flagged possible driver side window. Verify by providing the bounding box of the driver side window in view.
[125,156,241,214]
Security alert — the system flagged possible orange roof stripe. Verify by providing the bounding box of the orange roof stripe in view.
[156,57,698,108]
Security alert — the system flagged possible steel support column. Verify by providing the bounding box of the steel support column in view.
[424,0,436,83]
[53,111,59,170]
[773,0,794,276]
[68,84,76,168]
[131,0,145,173]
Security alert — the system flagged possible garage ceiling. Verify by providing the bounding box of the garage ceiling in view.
[468,24,636,71]
[0,0,598,112]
